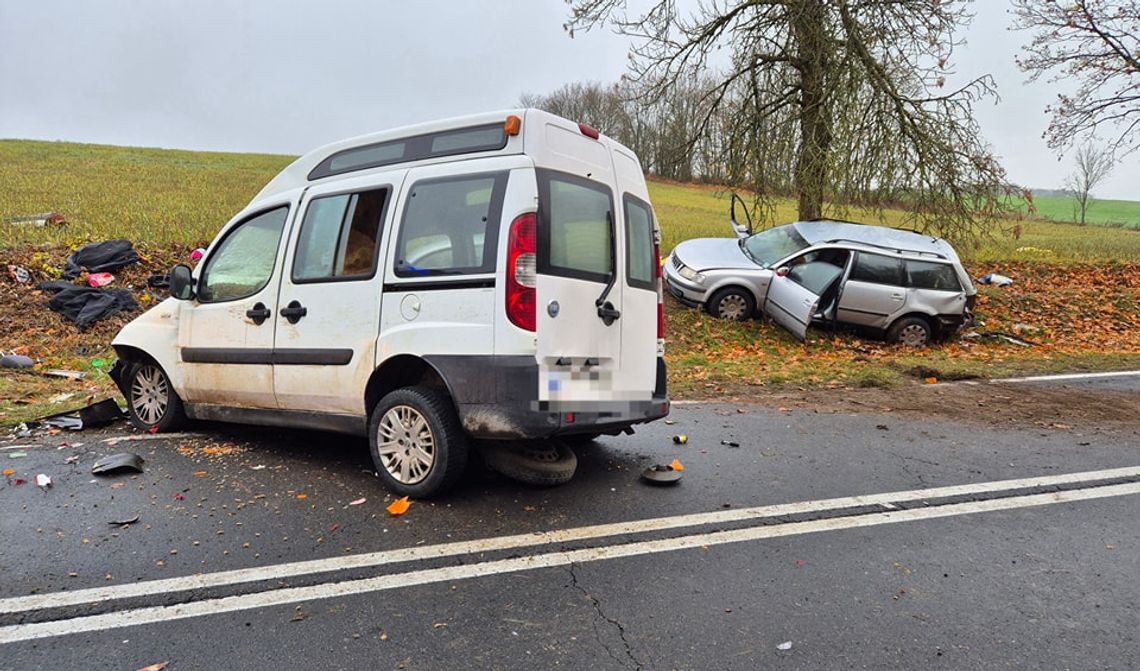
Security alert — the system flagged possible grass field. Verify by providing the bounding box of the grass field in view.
[2,139,1139,423]
[1023,194,1140,230]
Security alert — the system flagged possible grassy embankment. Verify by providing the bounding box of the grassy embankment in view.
[1,138,1140,422]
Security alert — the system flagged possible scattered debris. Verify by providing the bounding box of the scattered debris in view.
[663,419,677,425]
[103,432,195,445]
[876,424,889,431]
[349,497,367,506]
[43,415,83,431]
[977,272,1014,287]
[924,377,938,385]
[147,273,170,289]
[387,496,411,516]
[91,452,145,475]
[777,641,793,651]
[2,468,13,476]
[62,239,140,280]
[7,452,27,459]
[38,281,139,330]
[641,464,683,485]
[6,212,66,227]
[190,247,206,262]
[250,464,267,470]
[720,440,740,448]
[86,272,115,288]
[6,264,31,283]
[34,473,52,488]
[136,663,168,671]
[0,354,34,369]
[672,434,688,445]
[962,331,1036,347]
[64,455,80,464]
[670,459,685,471]
[109,515,140,526]
[43,369,87,379]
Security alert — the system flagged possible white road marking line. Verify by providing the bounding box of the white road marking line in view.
[3,465,1139,616]
[3,481,1138,644]
[992,370,1140,383]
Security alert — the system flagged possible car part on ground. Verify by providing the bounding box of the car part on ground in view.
[479,440,578,486]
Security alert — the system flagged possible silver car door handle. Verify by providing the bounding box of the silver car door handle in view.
[890,293,905,300]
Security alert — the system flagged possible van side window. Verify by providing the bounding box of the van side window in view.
[906,260,961,291]
[624,195,656,291]
[537,170,614,283]
[293,188,388,281]
[394,173,506,277]
[198,206,289,303]
[850,252,903,286]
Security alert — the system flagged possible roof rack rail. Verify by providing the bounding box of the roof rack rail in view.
[822,238,948,260]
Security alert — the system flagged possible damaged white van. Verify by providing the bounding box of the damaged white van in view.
[110,109,669,497]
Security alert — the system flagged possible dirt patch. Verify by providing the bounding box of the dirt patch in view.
[705,379,1140,432]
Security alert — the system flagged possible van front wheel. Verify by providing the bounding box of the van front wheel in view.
[126,361,186,432]
[369,386,469,498]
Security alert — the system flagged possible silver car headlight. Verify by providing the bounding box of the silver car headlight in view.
[677,264,705,284]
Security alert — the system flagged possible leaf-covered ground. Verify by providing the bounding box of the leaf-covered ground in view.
[2,244,1139,425]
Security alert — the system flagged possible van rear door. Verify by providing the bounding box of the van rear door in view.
[534,169,623,405]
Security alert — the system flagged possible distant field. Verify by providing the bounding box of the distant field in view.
[1023,194,1140,229]
[4,138,1140,263]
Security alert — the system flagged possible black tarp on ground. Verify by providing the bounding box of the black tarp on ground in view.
[63,239,140,280]
[39,281,139,330]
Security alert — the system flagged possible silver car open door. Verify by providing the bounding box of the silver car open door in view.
[762,272,818,341]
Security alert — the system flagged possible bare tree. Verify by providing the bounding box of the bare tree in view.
[563,0,1020,243]
[1065,143,1115,224]
[1013,1,1140,155]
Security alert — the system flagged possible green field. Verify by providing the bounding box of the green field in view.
[4,137,1140,265]
[1024,194,1140,229]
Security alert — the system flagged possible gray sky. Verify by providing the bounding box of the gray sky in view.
[1,1,1135,200]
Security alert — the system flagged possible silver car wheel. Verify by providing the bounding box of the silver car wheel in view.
[376,405,436,485]
[717,294,749,320]
[131,364,170,426]
[899,323,929,347]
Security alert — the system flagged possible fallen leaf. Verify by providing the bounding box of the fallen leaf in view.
[330,523,341,532]
[296,493,308,501]
[192,470,208,478]
[110,482,125,489]
[924,376,938,384]
[349,497,366,506]
[387,496,411,516]
[670,459,684,472]
[2,468,13,476]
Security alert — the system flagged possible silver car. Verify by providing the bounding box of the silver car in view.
[663,213,975,346]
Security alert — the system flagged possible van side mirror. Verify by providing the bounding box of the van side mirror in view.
[169,264,196,300]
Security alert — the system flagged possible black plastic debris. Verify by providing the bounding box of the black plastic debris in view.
[147,273,170,289]
[43,415,84,431]
[720,440,740,448]
[92,452,146,475]
[63,239,140,280]
[39,281,139,330]
[108,514,140,526]
[79,399,126,428]
[0,354,34,369]
[641,464,683,485]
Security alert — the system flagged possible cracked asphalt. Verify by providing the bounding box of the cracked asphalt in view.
[2,375,1140,670]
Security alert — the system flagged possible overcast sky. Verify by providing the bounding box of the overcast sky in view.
[1,1,1135,200]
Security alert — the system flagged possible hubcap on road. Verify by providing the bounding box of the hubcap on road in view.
[376,405,435,484]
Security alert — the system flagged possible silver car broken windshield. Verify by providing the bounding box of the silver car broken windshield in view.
[742,225,810,267]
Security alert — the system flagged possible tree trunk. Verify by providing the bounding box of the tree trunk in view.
[792,0,832,221]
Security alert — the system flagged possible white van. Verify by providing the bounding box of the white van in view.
[110,109,670,497]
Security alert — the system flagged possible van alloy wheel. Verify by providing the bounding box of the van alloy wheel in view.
[126,361,186,432]
[376,405,436,485]
[368,386,468,498]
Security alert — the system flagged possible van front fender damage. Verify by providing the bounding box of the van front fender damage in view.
[424,355,668,440]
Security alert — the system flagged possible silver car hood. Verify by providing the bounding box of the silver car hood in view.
[673,237,760,271]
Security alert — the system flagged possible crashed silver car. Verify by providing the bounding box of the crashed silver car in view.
[663,204,975,346]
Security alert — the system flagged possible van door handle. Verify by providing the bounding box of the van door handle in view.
[280,300,308,324]
[597,301,621,326]
[245,303,271,325]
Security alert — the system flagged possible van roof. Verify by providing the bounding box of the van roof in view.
[252,109,576,203]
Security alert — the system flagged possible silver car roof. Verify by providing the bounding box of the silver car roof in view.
[792,220,960,262]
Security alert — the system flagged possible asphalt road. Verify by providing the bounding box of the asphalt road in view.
[2,374,1139,670]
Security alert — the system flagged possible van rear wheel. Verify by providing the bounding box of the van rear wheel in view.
[369,386,468,498]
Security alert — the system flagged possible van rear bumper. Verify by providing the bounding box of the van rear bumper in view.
[426,355,669,440]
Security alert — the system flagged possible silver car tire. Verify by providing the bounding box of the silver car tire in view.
[707,287,755,321]
[888,316,933,347]
[368,386,468,498]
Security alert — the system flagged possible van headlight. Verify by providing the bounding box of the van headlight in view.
[677,264,705,284]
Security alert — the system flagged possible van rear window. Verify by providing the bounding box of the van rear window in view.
[309,123,508,180]
[624,195,656,291]
[537,170,614,283]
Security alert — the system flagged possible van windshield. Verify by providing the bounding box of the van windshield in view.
[742,225,810,268]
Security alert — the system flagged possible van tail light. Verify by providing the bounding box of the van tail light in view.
[654,240,665,340]
[507,212,537,332]
[578,123,600,140]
